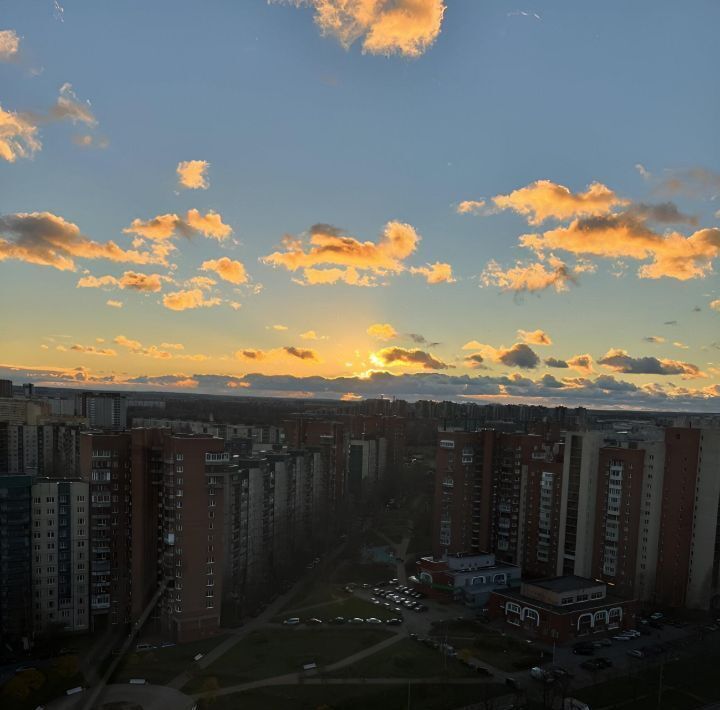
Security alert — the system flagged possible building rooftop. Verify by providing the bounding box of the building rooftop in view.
[495,587,632,614]
[526,575,603,593]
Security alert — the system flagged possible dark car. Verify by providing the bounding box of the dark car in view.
[572,645,594,656]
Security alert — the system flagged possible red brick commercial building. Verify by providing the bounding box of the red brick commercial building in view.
[488,576,637,644]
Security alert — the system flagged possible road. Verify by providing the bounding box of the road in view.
[44,683,195,710]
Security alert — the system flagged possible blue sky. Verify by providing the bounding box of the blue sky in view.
[1,1,719,409]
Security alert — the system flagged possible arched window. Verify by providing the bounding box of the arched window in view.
[593,610,609,626]
[493,573,507,584]
[522,607,540,626]
[609,607,623,622]
[419,572,433,585]
[577,613,594,631]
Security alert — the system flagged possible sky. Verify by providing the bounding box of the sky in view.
[1,0,719,410]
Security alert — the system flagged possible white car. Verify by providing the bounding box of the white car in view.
[365,617,383,624]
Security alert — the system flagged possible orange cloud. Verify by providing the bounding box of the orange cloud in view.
[0,30,20,61]
[162,288,222,311]
[0,212,168,271]
[567,353,594,374]
[299,330,328,340]
[124,209,232,241]
[521,216,720,281]
[113,335,175,360]
[367,323,398,340]
[409,261,455,284]
[0,105,41,162]
[177,160,210,190]
[297,0,446,57]
[106,299,123,308]
[70,344,117,356]
[262,221,421,286]
[185,276,216,291]
[371,347,448,370]
[235,349,266,361]
[517,329,552,346]
[710,299,720,312]
[493,180,626,225]
[481,257,577,293]
[201,256,248,284]
[77,270,170,292]
[456,200,486,215]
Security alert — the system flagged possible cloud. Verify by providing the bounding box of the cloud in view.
[124,209,232,241]
[0,212,168,271]
[481,257,578,294]
[367,323,398,340]
[162,288,222,311]
[271,324,289,331]
[598,348,703,378]
[200,256,248,284]
[655,168,720,198]
[673,341,689,350]
[456,200,486,215]
[290,0,446,58]
[106,299,123,308]
[283,346,319,361]
[492,180,626,225]
[520,213,720,282]
[566,354,593,374]
[635,163,651,180]
[496,343,540,369]
[263,221,433,286]
[643,335,666,344]
[72,134,109,149]
[185,275,216,290]
[3,363,719,411]
[371,347,449,370]
[235,349,266,361]
[407,332,439,347]
[0,104,41,162]
[0,30,20,61]
[517,329,552,346]
[464,353,486,369]
[544,357,568,369]
[710,299,720,312]
[408,261,455,283]
[177,160,210,190]
[76,270,170,292]
[462,340,484,351]
[69,343,116,356]
[113,335,175,360]
[50,83,97,126]
[300,330,328,340]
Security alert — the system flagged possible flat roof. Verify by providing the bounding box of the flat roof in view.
[495,587,632,614]
[526,575,603,593]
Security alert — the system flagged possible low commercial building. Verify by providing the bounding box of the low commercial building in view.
[487,575,637,643]
[415,552,521,607]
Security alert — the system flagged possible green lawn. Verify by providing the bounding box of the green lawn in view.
[327,638,480,679]
[276,595,401,622]
[184,627,394,692]
[111,635,228,685]
[197,682,508,710]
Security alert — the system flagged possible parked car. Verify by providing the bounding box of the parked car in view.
[386,618,402,625]
[332,616,346,624]
[305,618,323,625]
[627,649,645,659]
[283,617,300,625]
[530,666,554,683]
[548,666,574,680]
[349,617,365,624]
[365,617,383,624]
[650,612,664,621]
[612,634,631,641]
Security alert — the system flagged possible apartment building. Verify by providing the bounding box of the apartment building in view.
[0,475,33,645]
[30,479,89,634]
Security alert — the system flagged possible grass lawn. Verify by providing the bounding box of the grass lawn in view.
[111,635,227,684]
[326,638,480,679]
[276,596,401,623]
[428,623,543,672]
[184,627,394,692]
[198,682,508,710]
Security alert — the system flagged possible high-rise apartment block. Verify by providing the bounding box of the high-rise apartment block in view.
[433,424,720,610]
